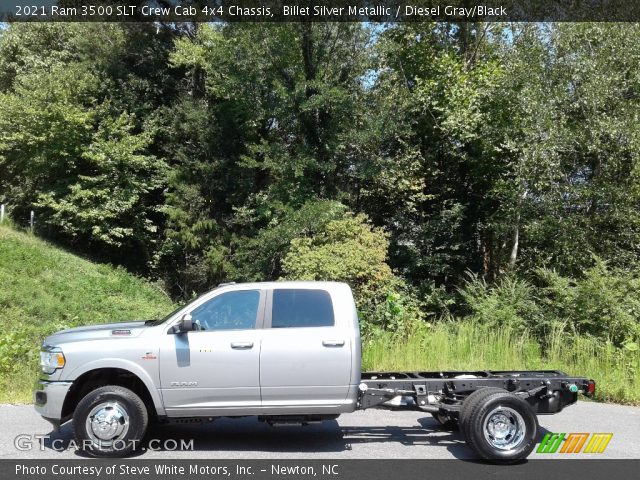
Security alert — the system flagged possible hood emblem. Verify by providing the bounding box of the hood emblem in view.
[112,329,132,336]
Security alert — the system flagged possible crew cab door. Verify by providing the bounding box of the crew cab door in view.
[259,288,353,408]
[159,288,265,416]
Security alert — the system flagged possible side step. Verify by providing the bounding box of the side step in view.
[258,415,339,427]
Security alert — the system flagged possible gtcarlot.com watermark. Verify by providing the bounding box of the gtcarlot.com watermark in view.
[14,434,194,452]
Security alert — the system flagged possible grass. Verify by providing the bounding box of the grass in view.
[362,321,640,405]
[0,225,175,403]
[1,224,638,405]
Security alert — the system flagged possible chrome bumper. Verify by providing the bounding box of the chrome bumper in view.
[33,379,73,430]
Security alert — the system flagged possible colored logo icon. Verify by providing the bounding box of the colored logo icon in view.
[537,432,613,454]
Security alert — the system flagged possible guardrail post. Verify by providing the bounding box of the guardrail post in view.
[0,204,4,223]
[30,210,34,231]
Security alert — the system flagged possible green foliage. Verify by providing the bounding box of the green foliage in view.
[0,60,95,222]
[0,23,175,271]
[233,200,348,281]
[458,274,542,331]
[282,213,391,285]
[501,24,640,277]
[2,22,640,405]
[36,112,166,250]
[360,23,509,285]
[3,22,640,305]
[0,325,37,374]
[536,261,640,345]
[170,23,370,205]
[457,261,640,347]
[0,225,174,403]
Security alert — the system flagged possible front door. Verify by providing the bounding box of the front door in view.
[159,288,265,416]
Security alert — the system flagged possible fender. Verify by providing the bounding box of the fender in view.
[67,358,166,415]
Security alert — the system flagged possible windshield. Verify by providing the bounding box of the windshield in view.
[144,303,188,326]
[144,287,225,326]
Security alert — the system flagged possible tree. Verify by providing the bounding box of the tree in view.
[491,24,640,277]
[357,23,508,289]
[0,23,176,270]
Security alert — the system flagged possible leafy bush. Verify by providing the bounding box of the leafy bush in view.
[535,260,640,346]
[0,325,37,374]
[456,262,640,347]
[458,273,542,331]
[231,200,348,282]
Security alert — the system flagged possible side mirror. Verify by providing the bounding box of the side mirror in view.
[173,314,193,334]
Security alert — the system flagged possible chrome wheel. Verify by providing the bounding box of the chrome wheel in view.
[85,401,130,446]
[482,406,526,451]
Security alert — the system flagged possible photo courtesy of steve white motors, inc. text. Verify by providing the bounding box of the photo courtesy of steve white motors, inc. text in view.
[14,463,338,477]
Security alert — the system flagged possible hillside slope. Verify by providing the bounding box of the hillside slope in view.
[0,225,175,403]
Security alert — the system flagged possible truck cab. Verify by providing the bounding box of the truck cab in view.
[35,282,361,457]
[158,282,361,416]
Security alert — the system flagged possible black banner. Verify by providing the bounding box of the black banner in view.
[3,460,640,480]
[2,1,640,22]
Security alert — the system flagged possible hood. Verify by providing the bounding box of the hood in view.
[43,321,152,346]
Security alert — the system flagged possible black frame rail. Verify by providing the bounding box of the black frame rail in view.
[358,370,595,415]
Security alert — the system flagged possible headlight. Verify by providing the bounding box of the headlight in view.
[40,347,65,374]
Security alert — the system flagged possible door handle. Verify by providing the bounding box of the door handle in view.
[231,342,254,349]
[322,340,345,347]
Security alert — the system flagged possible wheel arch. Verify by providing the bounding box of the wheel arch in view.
[61,364,164,420]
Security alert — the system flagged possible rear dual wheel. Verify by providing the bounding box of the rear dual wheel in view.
[459,388,538,463]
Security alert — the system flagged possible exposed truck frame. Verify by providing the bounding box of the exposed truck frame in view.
[356,369,594,461]
[360,369,593,414]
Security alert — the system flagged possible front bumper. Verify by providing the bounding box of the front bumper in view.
[33,379,73,430]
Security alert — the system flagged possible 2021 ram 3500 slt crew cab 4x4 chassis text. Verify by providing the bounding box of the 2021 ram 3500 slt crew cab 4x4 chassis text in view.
[34,281,595,462]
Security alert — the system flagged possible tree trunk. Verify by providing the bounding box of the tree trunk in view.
[508,220,519,270]
[508,190,527,271]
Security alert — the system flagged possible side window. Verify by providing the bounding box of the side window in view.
[272,289,335,328]
[190,290,260,331]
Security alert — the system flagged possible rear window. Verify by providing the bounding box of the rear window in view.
[271,289,335,328]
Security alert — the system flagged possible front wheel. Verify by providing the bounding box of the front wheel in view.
[73,385,148,458]
[460,389,538,463]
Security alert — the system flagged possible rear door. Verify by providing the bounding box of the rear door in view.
[259,287,353,408]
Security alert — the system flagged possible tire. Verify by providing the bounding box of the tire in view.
[431,412,458,430]
[73,385,148,458]
[461,389,538,463]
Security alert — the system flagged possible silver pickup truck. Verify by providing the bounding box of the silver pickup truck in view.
[34,281,595,462]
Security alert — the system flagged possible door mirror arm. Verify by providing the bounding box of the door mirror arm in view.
[171,313,193,334]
